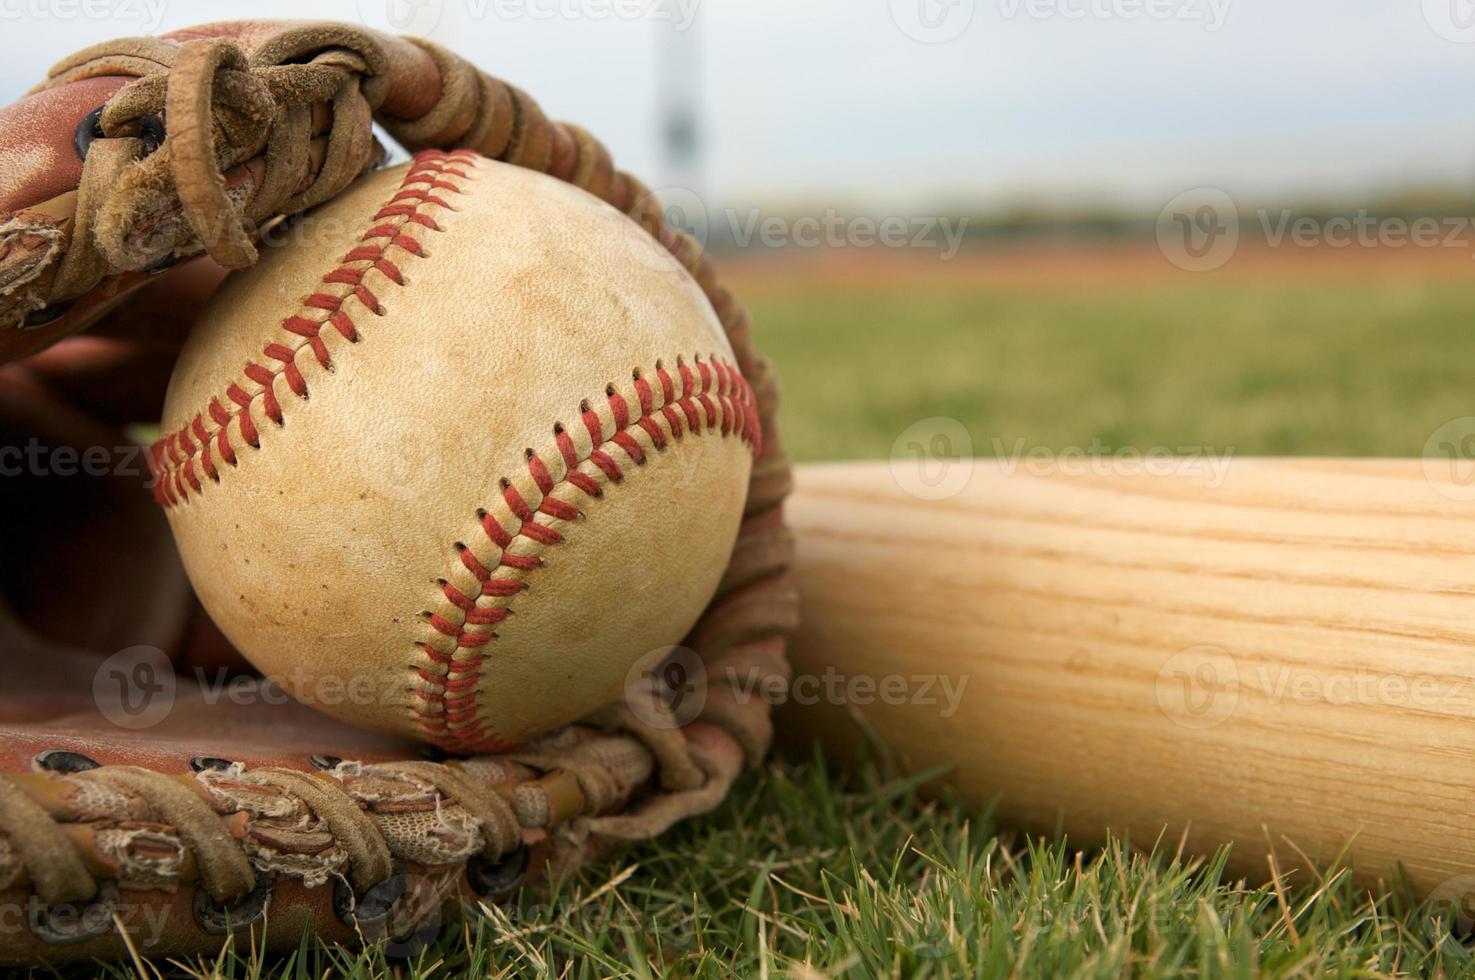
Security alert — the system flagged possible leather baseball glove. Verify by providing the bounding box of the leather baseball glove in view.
[0,20,795,965]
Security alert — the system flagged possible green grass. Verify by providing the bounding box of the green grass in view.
[63,267,1475,978]
[750,277,1475,461]
[71,753,1475,979]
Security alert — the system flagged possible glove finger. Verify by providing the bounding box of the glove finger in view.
[18,258,227,426]
[0,364,191,661]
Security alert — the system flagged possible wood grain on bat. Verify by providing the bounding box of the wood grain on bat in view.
[782,459,1475,896]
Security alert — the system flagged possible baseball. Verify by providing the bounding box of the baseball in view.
[149,151,758,752]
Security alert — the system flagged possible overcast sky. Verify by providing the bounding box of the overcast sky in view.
[3,0,1472,211]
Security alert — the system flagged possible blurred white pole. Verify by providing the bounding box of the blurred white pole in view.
[657,9,704,227]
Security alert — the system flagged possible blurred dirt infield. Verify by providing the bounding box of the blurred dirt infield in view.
[720,240,1475,295]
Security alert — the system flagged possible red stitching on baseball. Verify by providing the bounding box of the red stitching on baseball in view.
[147,150,476,506]
[413,357,759,755]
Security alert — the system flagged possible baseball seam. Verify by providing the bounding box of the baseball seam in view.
[412,357,760,754]
[148,149,477,505]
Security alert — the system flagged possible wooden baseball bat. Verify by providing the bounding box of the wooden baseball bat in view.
[781,458,1475,897]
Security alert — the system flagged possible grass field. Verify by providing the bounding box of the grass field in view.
[83,244,1475,979]
[138,754,1475,979]
[734,243,1475,463]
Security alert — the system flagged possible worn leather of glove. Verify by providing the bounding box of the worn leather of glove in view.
[0,20,795,965]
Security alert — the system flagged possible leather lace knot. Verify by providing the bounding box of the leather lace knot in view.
[78,37,377,276]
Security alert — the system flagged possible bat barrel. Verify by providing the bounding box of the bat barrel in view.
[781,458,1475,900]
